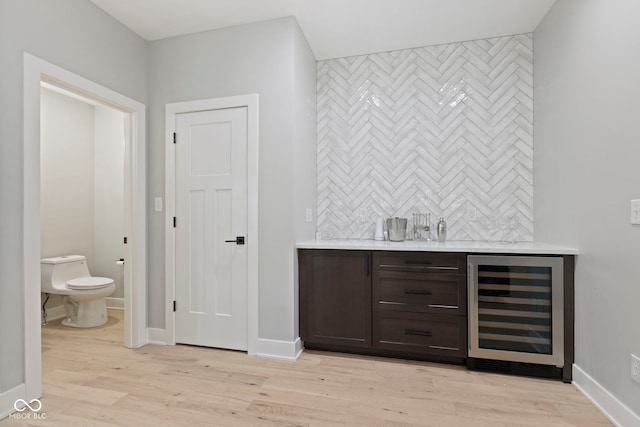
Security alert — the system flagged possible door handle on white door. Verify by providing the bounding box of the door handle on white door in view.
[224,236,245,245]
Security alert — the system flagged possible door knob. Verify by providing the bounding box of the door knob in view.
[224,236,245,245]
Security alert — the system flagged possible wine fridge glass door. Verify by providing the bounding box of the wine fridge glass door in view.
[468,255,564,367]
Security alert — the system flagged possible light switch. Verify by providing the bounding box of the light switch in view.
[631,200,640,225]
[305,208,313,223]
[155,197,163,212]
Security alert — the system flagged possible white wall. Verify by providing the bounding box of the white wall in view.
[40,88,96,262]
[534,0,640,422]
[94,105,125,298]
[0,0,147,400]
[292,24,318,339]
[148,17,316,344]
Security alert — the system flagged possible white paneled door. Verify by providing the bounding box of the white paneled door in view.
[175,107,248,350]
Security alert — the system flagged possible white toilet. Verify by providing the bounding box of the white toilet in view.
[41,255,116,328]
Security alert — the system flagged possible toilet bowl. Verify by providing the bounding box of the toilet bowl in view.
[41,255,115,328]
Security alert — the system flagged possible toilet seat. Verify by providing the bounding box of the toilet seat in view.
[67,276,114,290]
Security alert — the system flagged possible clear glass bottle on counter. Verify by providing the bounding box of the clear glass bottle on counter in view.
[437,217,447,242]
[412,212,431,241]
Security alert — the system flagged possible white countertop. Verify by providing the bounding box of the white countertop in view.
[296,239,578,255]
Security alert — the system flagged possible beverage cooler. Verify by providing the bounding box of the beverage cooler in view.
[467,255,565,376]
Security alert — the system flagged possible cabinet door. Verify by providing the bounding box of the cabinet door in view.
[299,250,371,348]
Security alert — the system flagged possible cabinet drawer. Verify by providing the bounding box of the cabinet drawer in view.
[373,252,465,273]
[373,311,467,357]
[374,271,466,315]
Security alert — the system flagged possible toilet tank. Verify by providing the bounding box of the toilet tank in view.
[41,255,91,293]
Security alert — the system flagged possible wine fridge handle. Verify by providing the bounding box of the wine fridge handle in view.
[468,263,476,305]
[468,262,477,354]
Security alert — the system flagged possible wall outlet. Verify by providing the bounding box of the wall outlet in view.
[631,200,640,225]
[305,208,313,223]
[632,354,640,385]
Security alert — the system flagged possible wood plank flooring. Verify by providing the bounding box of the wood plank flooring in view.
[1,310,612,426]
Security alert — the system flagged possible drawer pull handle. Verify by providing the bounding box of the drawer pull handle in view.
[405,329,432,337]
[405,289,432,296]
[378,264,457,270]
[365,254,370,277]
[404,260,433,265]
[427,304,458,309]
[429,345,459,351]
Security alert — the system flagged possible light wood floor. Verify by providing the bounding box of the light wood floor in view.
[1,310,612,426]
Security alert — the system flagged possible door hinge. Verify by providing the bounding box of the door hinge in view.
[173,217,176,228]
[173,300,176,312]
[173,132,176,144]
[124,237,128,244]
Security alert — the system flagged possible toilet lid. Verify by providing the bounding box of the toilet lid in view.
[66,276,114,290]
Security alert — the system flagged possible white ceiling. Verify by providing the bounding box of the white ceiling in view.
[89,0,556,60]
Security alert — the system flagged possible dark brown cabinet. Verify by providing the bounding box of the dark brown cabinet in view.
[299,248,574,379]
[299,249,467,361]
[299,249,371,348]
[372,252,467,358]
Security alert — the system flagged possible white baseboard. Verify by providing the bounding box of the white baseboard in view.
[143,333,301,357]
[0,384,25,420]
[146,328,166,345]
[42,305,65,323]
[573,364,640,427]
[256,337,302,360]
[106,297,124,310]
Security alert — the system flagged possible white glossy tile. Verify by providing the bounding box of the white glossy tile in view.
[317,34,534,242]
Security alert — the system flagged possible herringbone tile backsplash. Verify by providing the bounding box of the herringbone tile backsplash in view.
[317,34,533,242]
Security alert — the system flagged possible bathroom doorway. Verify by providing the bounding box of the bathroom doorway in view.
[23,54,147,402]
[40,83,126,325]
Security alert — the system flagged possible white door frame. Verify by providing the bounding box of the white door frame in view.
[165,95,259,355]
[22,53,147,401]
